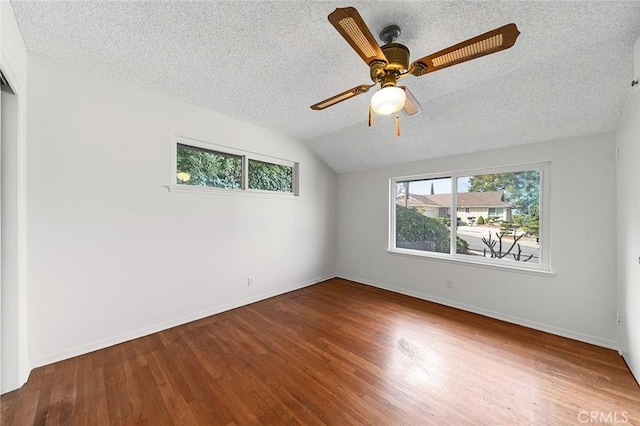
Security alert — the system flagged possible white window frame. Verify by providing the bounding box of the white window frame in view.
[167,136,299,197]
[389,162,552,275]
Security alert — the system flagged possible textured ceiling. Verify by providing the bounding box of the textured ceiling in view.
[11,1,640,173]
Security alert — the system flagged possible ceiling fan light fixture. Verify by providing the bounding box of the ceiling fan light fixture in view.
[371,86,406,115]
[312,7,520,124]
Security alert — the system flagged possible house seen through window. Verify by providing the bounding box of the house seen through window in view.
[392,165,548,271]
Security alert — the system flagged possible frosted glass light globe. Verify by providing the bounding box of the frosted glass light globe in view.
[370,86,406,115]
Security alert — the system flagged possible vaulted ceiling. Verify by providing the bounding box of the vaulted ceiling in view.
[11,1,640,173]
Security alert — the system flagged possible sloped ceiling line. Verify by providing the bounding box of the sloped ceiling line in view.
[10,1,640,173]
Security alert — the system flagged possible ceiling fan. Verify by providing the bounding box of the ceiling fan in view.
[310,7,520,134]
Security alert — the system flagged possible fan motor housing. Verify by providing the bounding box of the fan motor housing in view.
[381,43,410,72]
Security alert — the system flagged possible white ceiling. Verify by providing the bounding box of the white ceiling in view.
[10,1,640,173]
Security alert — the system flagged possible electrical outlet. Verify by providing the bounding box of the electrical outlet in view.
[446,279,454,289]
[617,314,622,325]
[247,277,253,287]
[616,147,621,159]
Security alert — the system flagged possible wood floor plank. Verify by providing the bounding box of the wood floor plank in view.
[2,278,639,425]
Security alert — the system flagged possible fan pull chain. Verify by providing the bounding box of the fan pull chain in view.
[368,108,401,137]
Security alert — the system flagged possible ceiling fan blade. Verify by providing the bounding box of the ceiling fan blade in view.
[328,7,388,66]
[310,84,371,110]
[400,86,421,116]
[409,23,520,76]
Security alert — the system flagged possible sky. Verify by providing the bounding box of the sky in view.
[403,177,471,195]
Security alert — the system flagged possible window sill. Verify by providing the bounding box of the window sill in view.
[387,248,555,277]
[166,185,298,198]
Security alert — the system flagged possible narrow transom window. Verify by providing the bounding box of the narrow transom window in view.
[170,137,299,196]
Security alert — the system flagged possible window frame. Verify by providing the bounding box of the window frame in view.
[168,136,299,197]
[389,162,552,275]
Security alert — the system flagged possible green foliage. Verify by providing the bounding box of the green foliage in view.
[477,215,485,225]
[248,160,293,193]
[396,206,450,253]
[396,206,469,254]
[500,221,514,235]
[468,171,540,215]
[177,145,241,189]
[513,210,539,237]
[435,217,451,227]
[176,145,293,193]
[456,237,469,254]
[469,171,540,237]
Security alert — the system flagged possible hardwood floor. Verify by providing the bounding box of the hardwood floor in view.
[2,278,639,425]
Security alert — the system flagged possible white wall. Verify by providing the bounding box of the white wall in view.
[0,0,29,393]
[616,36,640,383]
[1,88,20,393]
[337,133,618,348]
[26,54,337,367]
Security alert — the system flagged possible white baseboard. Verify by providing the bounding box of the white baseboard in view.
[29,272,615,379]
[30,275,335,369]
[317,274,337,283]
[337,274,618,350]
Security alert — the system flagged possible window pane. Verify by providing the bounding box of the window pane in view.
[248,159,293,193]
[395,177,451,254]
[176,144,242,189]
[455,171,540,264]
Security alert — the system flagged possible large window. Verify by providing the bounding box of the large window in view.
[170,137,298,195]
[390,164,550,272]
